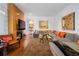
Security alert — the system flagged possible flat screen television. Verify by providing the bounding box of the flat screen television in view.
[18,19,25,30]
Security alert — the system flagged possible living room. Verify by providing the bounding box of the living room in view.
[0,3,79,56]
[23,3,79,56]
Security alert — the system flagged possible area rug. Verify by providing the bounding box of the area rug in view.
[23,38,53,56]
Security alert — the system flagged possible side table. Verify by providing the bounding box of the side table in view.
[0,43,7,56]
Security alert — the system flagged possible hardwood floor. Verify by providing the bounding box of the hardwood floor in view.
[7,32,52,56]
[7,39,24,56]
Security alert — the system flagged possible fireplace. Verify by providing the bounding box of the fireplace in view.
[17,30,22,40]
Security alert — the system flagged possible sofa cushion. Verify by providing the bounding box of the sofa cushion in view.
[2,36,12,43]
[75,39,79,45]
[54,32,66,38]
[65,33,79,42]
[49,33,59,41]
[49,42,65,56]
[55,32,60,37]
[59,32,66,38]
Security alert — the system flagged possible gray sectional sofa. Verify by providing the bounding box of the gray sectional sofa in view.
[48,33,79,56]
[49,42,65,56]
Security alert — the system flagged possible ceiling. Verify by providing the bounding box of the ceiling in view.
[15,3,70,17]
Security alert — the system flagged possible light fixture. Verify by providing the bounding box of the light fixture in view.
[17,13,20,15]
[29,20,33,24]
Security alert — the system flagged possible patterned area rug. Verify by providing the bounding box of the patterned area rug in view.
[23,38,53,56]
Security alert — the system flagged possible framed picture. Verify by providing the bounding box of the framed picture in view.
[39,20,48,29]
[28,20,33,31]
[62,12,75,30]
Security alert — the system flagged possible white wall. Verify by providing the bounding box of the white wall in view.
[25,4,79,35]
[0,3,8,35]
[54,4,79,35]
[25,15,54,32]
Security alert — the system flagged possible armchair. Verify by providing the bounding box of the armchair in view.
[0,34,19,55]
